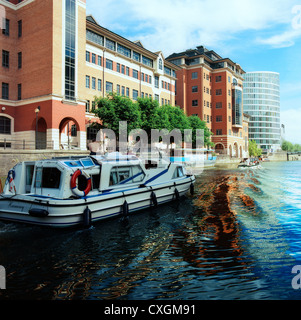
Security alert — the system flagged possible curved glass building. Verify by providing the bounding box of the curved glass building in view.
[243,72,281,152]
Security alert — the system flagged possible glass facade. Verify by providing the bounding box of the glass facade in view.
[243,72,281,151]
[232,87,243,127]
[65,0,76,101]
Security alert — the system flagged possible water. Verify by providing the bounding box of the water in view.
[1,161,301,300]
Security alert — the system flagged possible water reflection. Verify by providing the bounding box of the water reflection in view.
[1,163,301,300]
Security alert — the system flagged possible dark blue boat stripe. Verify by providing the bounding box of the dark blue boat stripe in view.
[144,169,169,185]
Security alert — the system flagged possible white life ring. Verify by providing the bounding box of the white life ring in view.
[70,169,92,197]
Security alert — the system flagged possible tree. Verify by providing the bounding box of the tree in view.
[92,94,215,148]
[187,115,214,148]
[94,93,142,138]
[249,140,262,157]
[282,140,301,152]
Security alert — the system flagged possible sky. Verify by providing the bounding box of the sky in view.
[86,0,301,144]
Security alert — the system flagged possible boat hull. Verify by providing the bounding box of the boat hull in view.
[0,177,195,228]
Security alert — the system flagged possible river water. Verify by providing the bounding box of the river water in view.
[0,161,301,300]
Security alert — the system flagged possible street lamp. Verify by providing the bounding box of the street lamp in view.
[35,106,40,149]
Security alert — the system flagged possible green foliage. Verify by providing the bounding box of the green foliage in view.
[249,140,262,157]
[188,115,214,148]
[281,140,301,152]
[94,93,142,136]
[93,94,214,147]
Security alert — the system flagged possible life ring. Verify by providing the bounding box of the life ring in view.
[70,169,92,197]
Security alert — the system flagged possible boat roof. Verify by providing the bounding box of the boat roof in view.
[34,153,142,169]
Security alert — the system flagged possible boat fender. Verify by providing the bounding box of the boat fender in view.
[29,209,49,218]
[174,188,180,201]
[70,169,92,198]
[122,200,129,216]
[151,191,158,207]
[190,183,194,196]
[83,207,92,228]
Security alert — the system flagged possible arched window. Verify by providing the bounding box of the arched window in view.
[0,116,11,134]
[159,58,163,70]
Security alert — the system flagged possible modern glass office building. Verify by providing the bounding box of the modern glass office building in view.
[243,72,281,152]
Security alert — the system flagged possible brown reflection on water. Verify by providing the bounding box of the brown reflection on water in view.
[170,171,257,276]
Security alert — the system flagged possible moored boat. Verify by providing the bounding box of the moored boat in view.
[0,153,195,228]
[238,158,260,169]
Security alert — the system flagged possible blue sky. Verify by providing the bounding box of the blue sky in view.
[87,0,301,144]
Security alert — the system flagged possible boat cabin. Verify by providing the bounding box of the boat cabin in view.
[5,153,184,199]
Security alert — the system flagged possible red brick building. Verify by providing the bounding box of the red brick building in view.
[167,46,249,158]
[0,0,178,150]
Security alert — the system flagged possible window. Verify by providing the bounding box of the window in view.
[2,19,9,36]
[85,76,90,88]
[86,51,90,62]
[216,102,222,109]
[216,115,222,122]
[92,77,96,90]
[98,79,102,91]
[121,65,125,74]
[70,124,77,137]
[117,84,120,95]
[2,83,9,100]
[117,63,120,73]
[106,59,113,70]
[86,30,104,46]
[126,67,129,76]
[159,58,163,70]
[109,166,145,186]
[105,38,116,51]
[216,75,222,82]
[126,87,129,97]
[133,51,140,62]
[86,100,90,112]
[173,166,184,179]
[92,53,96,64]
[216,89,222,96]
[142,56,153,68]
[216,129,222,135]
[192,72,198,79]
[192,86,198,93]
[155,76,159,88]
[117,44,131,58]
[18,84,22,100]
[192,100,198,106]
[98,56,102,66]
[18,52,22,69]
[2,50,9,68]
[35,167,61,189]
[18,20,22,37]
[106,81,113,93]
[65,0,76,101]
[133,89,138,100]
[133,69,138,79]
[0,116,11,134]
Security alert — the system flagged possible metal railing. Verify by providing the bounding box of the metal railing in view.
[0,139,54,150]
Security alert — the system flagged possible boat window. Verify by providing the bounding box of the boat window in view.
[173,166,184,179]
[35,167,61,189]
[26,165,34,193]
[91,174,100,190]
[109,165,145,186]
[26,165,34,185]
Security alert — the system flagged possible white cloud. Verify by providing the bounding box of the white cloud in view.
[87,0,297,55]
[257,28,301,48]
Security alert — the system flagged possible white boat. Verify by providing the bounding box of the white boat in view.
[238,158,261,169]
[0,153,195,228]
